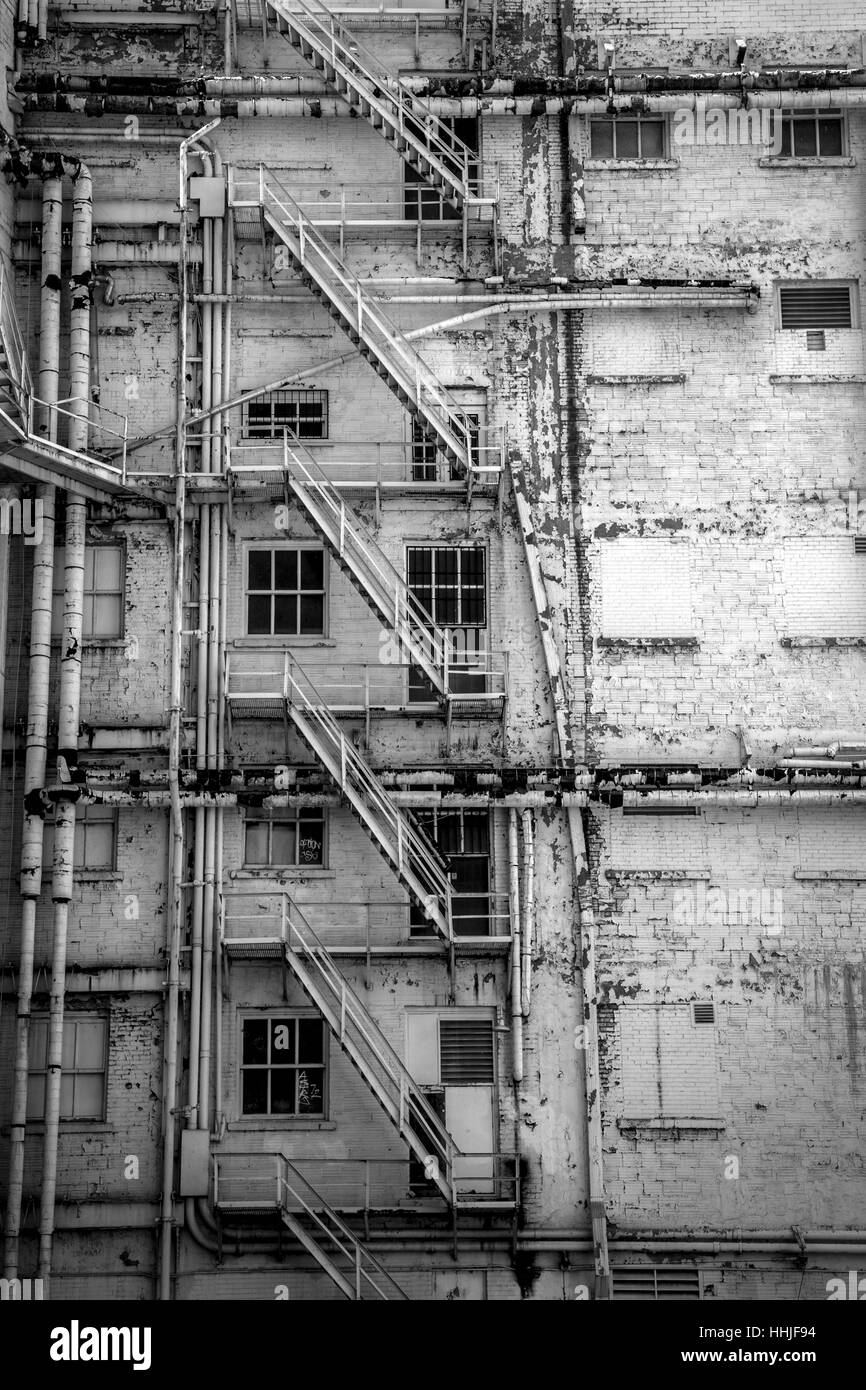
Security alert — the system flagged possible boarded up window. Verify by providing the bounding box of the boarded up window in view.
[598,540,693,638]
[619,1005,720,1120]
[782,539,866,638]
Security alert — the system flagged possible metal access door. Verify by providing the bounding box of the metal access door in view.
[446,1086,495,1193]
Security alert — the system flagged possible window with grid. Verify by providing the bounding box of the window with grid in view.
[52,546,124,639]
[44,804,118,873]
[406,546,487,701]
[411,413,481,482]
[404,117,479,221]
[242,390,328,440]
[243,809,325,868]
[778,282,855,330]
[590,116,667,159]
[410,810,490,936]
[246,548,326,636]
[240,1016,326,1116]
[27,1015,107,1121]
[778,109,845,158]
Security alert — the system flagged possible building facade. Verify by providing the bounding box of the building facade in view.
[0,0,864,1301]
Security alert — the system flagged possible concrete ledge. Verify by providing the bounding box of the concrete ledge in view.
[618,1117,726,1133]
[759,156,856,169]
[605,868,711,881]
[781,636,866,647]
[585,159,679,172]
[598,636,699,649]
[794,870,866,881]
[770,374,866,385]
[587,373,687,385]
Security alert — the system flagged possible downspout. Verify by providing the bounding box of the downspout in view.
[214,211,231,1138]
[520,809,534,1017]
[3,176,62,1281]
[37,0,47,42]
[160,117,221,1303]
[40,161,93,1289]
[0,483,19,785]
[508,809,522,1083]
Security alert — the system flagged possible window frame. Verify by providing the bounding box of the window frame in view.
[237,1011,329,1121]
[26,1013,109,1124]
[777,108,846,160]
[405,544,487,629]
[409,808,492,938]
[241,389,329,441]
[51,543,126,642]
[775,279,859,331]
[589,114,669,161]
[243,541,329,640]
[73,804,118,872]
[242,807,328,870]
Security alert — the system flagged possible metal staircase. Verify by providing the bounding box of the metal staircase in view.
[280,656,454,940]
[214,1153,409,1298]
[278,437,461,698]
[264,0,482,212]
[0,256,135,503]
[252,166,478,473]
[220,898,460,1206]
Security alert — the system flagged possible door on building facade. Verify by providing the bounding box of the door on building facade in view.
[405,1011,496,1195]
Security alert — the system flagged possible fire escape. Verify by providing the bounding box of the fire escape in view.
[210,0,517,1294]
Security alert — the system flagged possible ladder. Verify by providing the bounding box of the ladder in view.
[264,0,481,211]
[254,165,476,473]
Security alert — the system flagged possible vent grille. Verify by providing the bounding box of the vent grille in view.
[439,1020,495,1085]
[805,329,826,351]
[779,284,853,330]
[855,537,866,554]
[623,806,699,817]
[612,1267,701,1301]
[692,1003,716,1026]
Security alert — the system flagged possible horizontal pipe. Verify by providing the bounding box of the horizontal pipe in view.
[13,241,199,264]
[15,198,184,224]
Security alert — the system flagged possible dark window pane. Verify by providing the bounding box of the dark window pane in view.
[270,1069,296,1114]
[793,121,817,156]
[242,1070,268,1114]
[273,549,297,589]
[270,1019,296,1061]
[780,119,793,156]
[297,1068,324,1114]
[270,822,296,864]
[590,121,614,158]
[300,551,324,589]
[640,120,665,157]
[243,1019,268,1064]
[818,118,843,155]
[247,404,272,438]
[273,595,298,634]
[247,594,271,635]
[461,813,489,854]
[297,820,324,865]
[248,550,271,589]
[298,1019,324,1064]
[299,594,324,634]
[244,821,270,865]
[407,548,432,588]
[616,121,639,158]
[437,592,460,625]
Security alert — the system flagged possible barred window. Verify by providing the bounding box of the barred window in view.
[406,546,486,627]
[242,390,328,440]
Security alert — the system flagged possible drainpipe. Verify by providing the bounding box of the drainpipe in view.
[520,809,534,1018]
[0,483,19,785]
[160,118,221,1304]
[3,177,62,1281]
[508,809,523,1083]
[39,162,92,1289]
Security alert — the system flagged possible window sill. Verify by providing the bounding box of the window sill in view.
[585,158,678,172]
[587,373,686,386]
[74,871,123,884]
[759,156,855,169]
[618,1117,725,1133]
[770,374,866,385]
[794,870,866,881]
[229,869,336,881]
[781,636,866,648]
[231,636,335,648]
[228,1119,336,1131]
[605,869,711,882]
[597,636,699,650]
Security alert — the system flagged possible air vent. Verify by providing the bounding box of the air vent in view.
[692,1003,716,1026]
[779,284,853,329]
[612,1266,701,1300]
[439,1019,495,1084]
[623,806,699,817]
[855,537,866,554]
[805,329,826,351]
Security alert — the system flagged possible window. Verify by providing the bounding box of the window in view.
[243,809,325,868]
[240,1016,326,1116]
[410,810,490,936]
[404,117,479,221]
[406,546,487,701]
[52,545,124,639]
[590,116,667,159]
[246,547,326,636]
[778,108,844,158]
[27,1015,107,1121]
[74,805,117,870]
[778,283,855,330]
[242,389,328,440]
[618,1005,720,1122]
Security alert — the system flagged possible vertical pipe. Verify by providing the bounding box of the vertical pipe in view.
[3,177,62,1280]
[508,809,523,1083]
[0,483,19,783]
[40,162,93,1287]
[37,0,47,41]
[520,809,534,1017]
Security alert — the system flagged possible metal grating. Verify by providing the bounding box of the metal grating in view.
[779,284,853,329]
[692,1002,716,1026]
[612,1266,702,1300]
[439,1019,495,1084]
